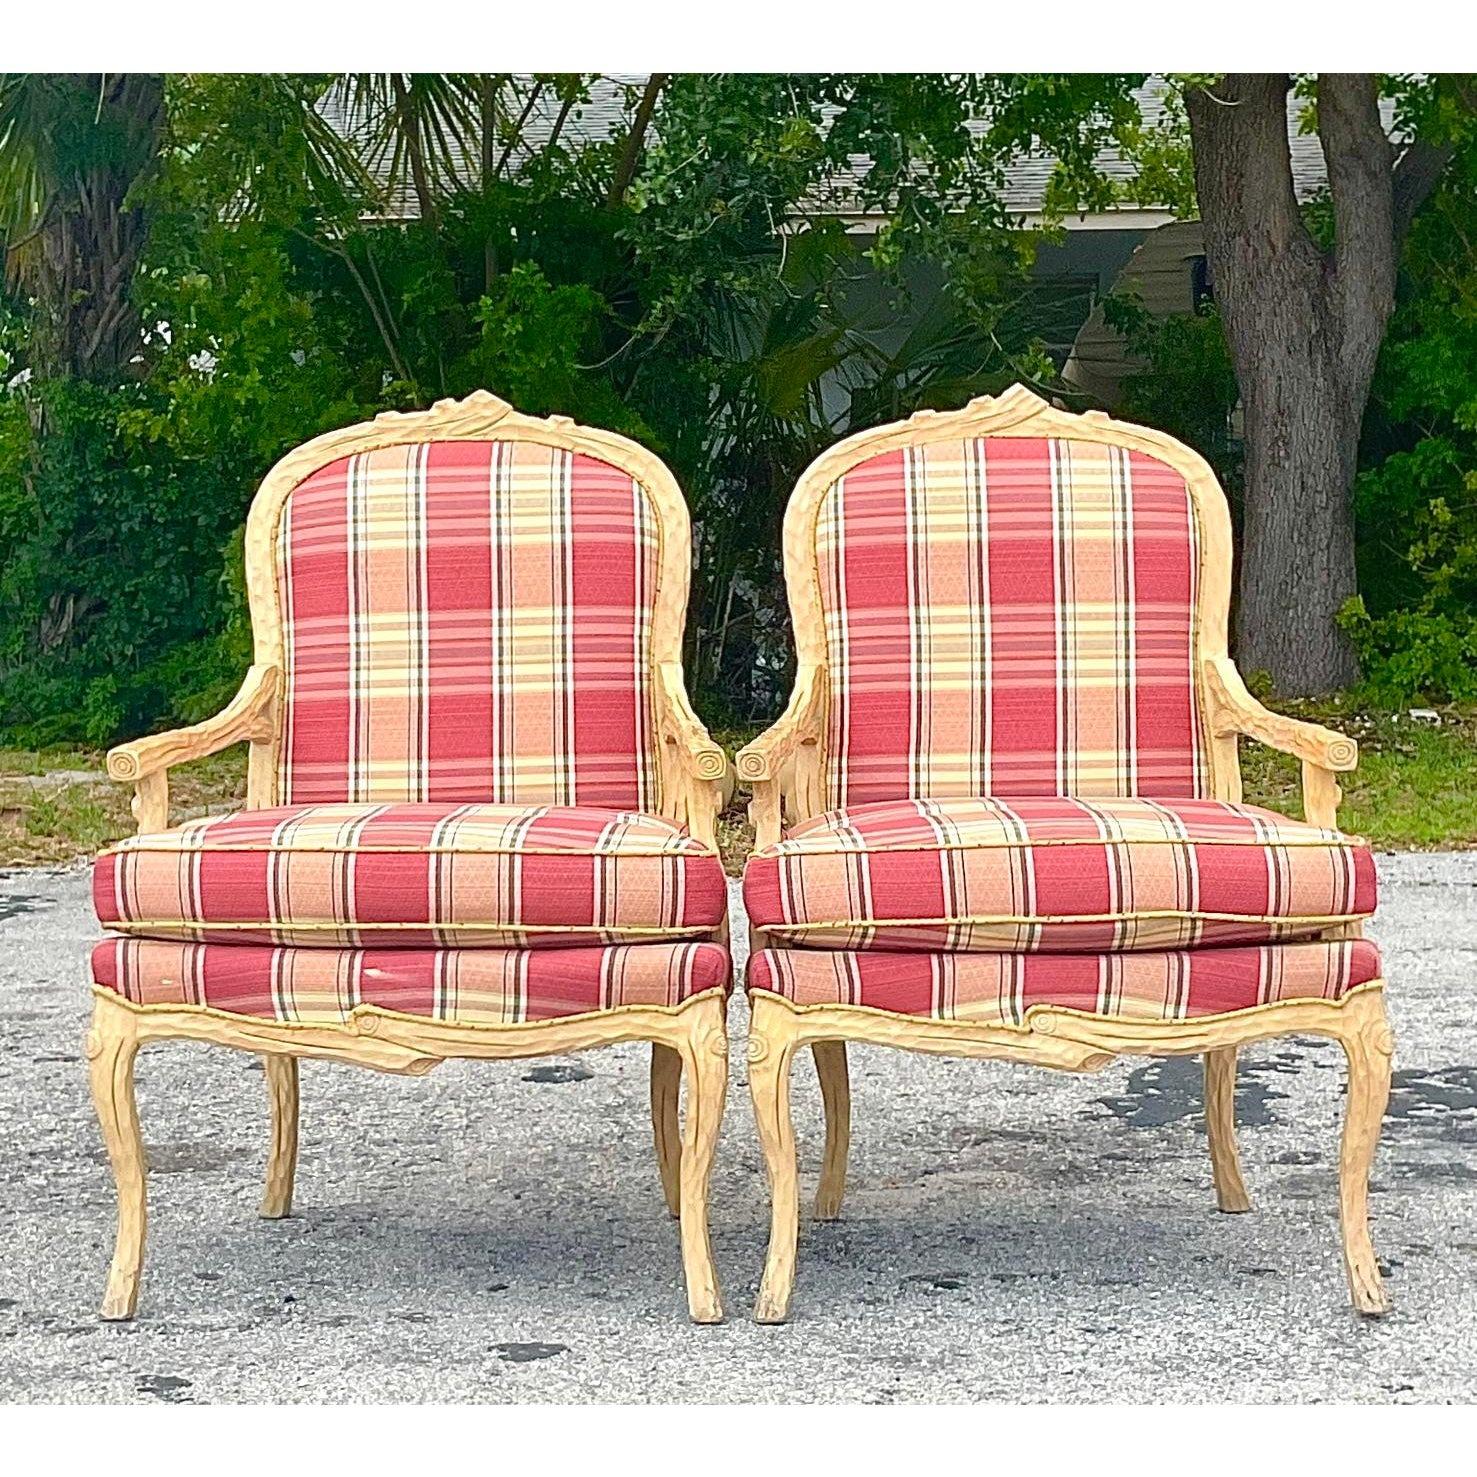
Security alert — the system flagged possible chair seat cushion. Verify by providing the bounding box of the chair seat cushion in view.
[748,939,1382,1024]
[743,795,1375,953]
[92,939,730,1024]
[94,803,726,948]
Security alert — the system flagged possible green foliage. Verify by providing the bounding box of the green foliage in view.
[1345,118,1477,704]
[0,378,252,744]
[1100,294,1242,495]
[6,70,1470,742]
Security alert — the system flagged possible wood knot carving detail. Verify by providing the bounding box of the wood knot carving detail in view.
[736,752,767,780]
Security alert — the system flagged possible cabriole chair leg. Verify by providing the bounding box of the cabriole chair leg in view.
[651,1043,683,1218]
[675,995,729,1323]
[812,1040,850,1220]
[748,994,801,1323]
[1203,1047,1251,1213]
[260,1055,299,1219]
[86,996,146,1321]
[1337,990,1394,1316]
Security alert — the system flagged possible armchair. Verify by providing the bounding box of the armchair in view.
[739,386,1391,1322]
[88,391,732,1323]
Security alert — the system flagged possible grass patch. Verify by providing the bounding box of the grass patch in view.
[3,701,1473,870]
[715,702,1477,866]
[0,744,246,868]
[1238,700,1477,850]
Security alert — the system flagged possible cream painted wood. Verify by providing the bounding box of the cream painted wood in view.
[739,387,1388,1322]
[260,1055,299,1219]
[747,984,1393,1322]
[811,1041,850,1221]
[85,1004,145,1321]
[86,987,732,1324]
[651,1043,683,1218]
[1204,1047,1252,1214]
[674,994,729,1323]
[93,392,732,1323]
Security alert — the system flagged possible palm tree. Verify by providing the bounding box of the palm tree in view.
[0,73,165,380]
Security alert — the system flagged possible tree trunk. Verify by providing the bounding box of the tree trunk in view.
[606,75,668,210]
[481,76,499,294]
[391,75,439,230]
[25,74,165,382]
[1187,74,1398,695]
[1236,324,1364,690]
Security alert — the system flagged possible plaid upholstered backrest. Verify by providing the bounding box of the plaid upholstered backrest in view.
[275,437,660,807]
[817,433,1210,805]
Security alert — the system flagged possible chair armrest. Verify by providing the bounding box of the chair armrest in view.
[106,665,282,782]
[1203,657,1356,830]
[736,663,827,848]
[105,665,281,834]
[654,663,729,786]
[653,662,730,849]
[735,663,825,784]
[1204,658,1357,769]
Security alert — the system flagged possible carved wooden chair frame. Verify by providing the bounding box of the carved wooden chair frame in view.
[91,391,732,1323]
[736,385,1392,1322]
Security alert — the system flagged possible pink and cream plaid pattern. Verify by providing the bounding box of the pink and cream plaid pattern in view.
[93,938,730,1024]
[744,795,1375,953]
[747,938,1381,1023]
[278,439,660,808]
[95,802,726,948]
[818,435,1207,806]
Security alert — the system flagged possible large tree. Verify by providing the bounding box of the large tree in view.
[1184,73,1473,694]
[0,74,165,381]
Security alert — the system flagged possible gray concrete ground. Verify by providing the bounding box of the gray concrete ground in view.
[2,857,1475,1404]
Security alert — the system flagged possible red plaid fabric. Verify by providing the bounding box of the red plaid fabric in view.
[93,939,730,1024]
[818,436,1207,806]
[747,939,1382,1023]
[278,440,659,808]
[743,796,1374,952]
[95,802,725,948]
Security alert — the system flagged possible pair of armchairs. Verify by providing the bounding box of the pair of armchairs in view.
[87,387,1390,1326]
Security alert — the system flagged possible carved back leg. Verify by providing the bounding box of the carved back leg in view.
[650,1043,682,1218]
[812,1040,850,1220]
[1336,989,1394,1316]
[675,995,729,1323]
[260,1055,299,1219]
[1204,1047,1251,1213]
[748,993,801,1323]
[85,997,147,1321]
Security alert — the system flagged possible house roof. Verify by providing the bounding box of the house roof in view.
[323,75,1390,229]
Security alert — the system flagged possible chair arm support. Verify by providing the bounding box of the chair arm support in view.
[735,663,826,784]
[653,663,730,850]
[655,663,729,787]
[737,663,827,849]
[105,665,281,836]
[106,665,282,783]
[1203,658,1358,771]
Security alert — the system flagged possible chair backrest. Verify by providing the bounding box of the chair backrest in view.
[783,386,1233,808]
[244,392,691,809]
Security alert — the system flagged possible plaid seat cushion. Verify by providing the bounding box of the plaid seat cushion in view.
[748,939,1382,1023]
[744,795,1375,953]
[95,803,725,948]
[93,939,730,1025]
[819,435,1208,805]
[279,439,660,808]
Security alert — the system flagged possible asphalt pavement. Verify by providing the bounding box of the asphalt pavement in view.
[2,858,1474,1403]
